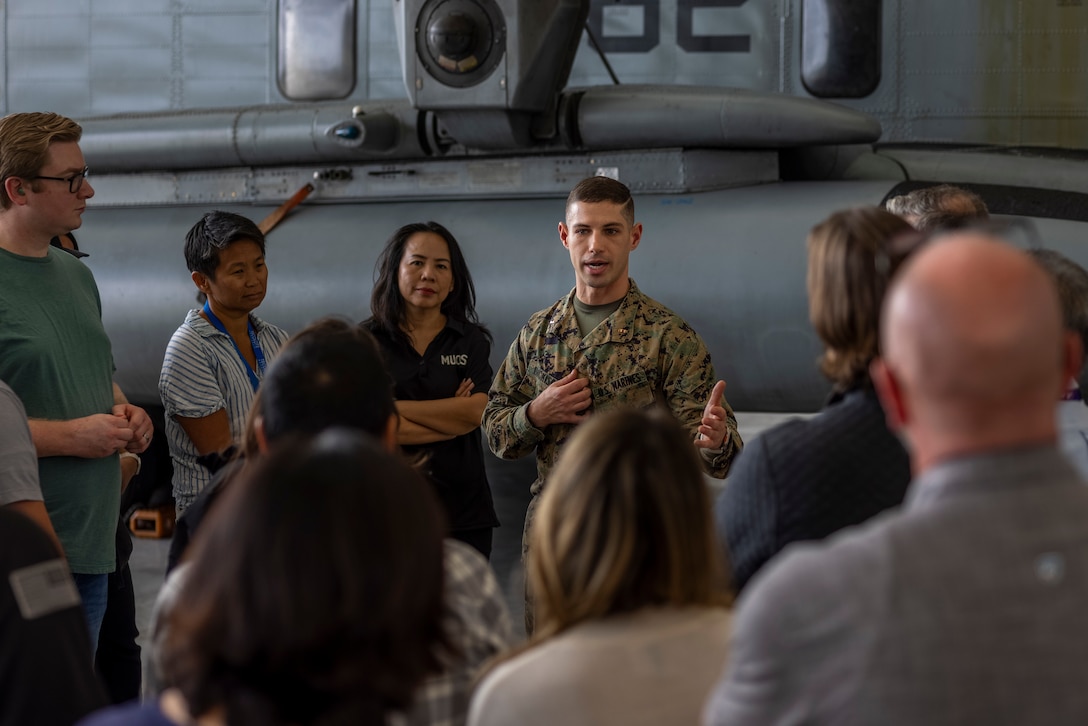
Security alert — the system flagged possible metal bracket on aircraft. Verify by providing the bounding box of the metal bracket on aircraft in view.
[86,148,777,208]
[314,168,355,182]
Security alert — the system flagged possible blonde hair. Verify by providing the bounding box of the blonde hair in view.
[528,407,730,643]
[806,207,916,389]
[0,112,82,209]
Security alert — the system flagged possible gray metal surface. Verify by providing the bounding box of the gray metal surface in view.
[79,103,425,173]
[278,0,357,100]
[4,0,1088,419]
[3,1,1085,151]
[87,149,778,207]
[81,180,900,413]
[575,85,881,148]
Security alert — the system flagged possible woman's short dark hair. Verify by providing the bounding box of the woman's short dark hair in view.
[366,221,490,349]
[160,429,449,725]
[806,207,917,389]
[184,210,266,279]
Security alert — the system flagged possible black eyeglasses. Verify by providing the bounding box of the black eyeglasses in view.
[32,166,89,194]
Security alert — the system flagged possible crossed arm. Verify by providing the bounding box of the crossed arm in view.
[397,378,488,445]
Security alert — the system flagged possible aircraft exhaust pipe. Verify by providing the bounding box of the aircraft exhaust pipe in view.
[571,85,882,149]
[78,102,427,173]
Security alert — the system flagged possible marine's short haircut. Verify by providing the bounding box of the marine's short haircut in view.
[184,210,266,279]
[0,112,82,210]
[566,176,635,225]
[259,318,396,444]
[884,184,989,234]
[1029,248,1088,370]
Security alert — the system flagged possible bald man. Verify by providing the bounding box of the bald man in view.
[705,234,1088,726]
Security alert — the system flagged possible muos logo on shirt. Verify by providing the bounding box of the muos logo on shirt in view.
[441,354,468,365]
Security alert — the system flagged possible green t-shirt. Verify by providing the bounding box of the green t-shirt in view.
[573,296,623,337]
[0,246,119,573]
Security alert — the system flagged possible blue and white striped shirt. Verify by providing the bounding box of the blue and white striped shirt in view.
[159,309,288,512]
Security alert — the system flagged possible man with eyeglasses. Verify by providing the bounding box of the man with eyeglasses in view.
[0,112,153,658]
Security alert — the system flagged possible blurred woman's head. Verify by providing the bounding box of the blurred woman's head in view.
[161,429,448,725]
[529,408,730,640]
[806,206,917,390]
[369,222,489,344]
[258,317,396,447]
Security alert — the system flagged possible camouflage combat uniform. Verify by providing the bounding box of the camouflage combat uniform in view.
[484,279,742,581]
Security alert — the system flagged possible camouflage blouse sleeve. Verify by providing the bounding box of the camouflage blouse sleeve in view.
[483,327,545,461]
[658,319,742,478]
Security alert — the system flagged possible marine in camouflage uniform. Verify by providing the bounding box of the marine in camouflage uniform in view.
[485,279,739,499]
[484,175,742,631]
[484,280,741,600]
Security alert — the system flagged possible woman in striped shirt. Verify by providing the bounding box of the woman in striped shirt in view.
[158,211,288,515]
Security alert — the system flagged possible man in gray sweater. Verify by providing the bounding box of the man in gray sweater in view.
[705,232,1088,725]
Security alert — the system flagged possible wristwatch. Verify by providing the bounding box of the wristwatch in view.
[119,451,142,476]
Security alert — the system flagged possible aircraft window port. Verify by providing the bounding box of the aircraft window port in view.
[278,0,357,100]
[801,0,881,99]
[415,0,506,89]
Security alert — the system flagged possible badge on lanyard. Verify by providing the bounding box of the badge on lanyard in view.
[203,301,266,392]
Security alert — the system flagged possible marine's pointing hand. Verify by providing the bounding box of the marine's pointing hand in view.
[695,379,728,450]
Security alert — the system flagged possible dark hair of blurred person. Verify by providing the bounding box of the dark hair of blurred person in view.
[259,318,396,446]
[165,318,395,574]
[87,429,449,726]
[884,184,989,234]
[469,408,730,726]
[1028,248,1088,478]
[155,317,512,726]
[717,206,920,594]
[1029,249,1088,374]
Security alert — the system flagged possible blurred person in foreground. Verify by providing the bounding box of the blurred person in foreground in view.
[1,388,106,724]
[717,207,917,593]
[470,408,731,726]
[1028,248,1088,478]
[153,318,513,725]
[81,430,448,726]
[705,233,1088,725]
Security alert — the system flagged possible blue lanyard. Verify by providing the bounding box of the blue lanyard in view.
[202,301,266,393]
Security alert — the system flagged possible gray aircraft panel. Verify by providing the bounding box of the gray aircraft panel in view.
[0,0,1082,151]
[83,180,896,412]
[5,0,1088,417]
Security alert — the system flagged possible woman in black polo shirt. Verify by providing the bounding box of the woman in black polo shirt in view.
[363,222,499,558]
